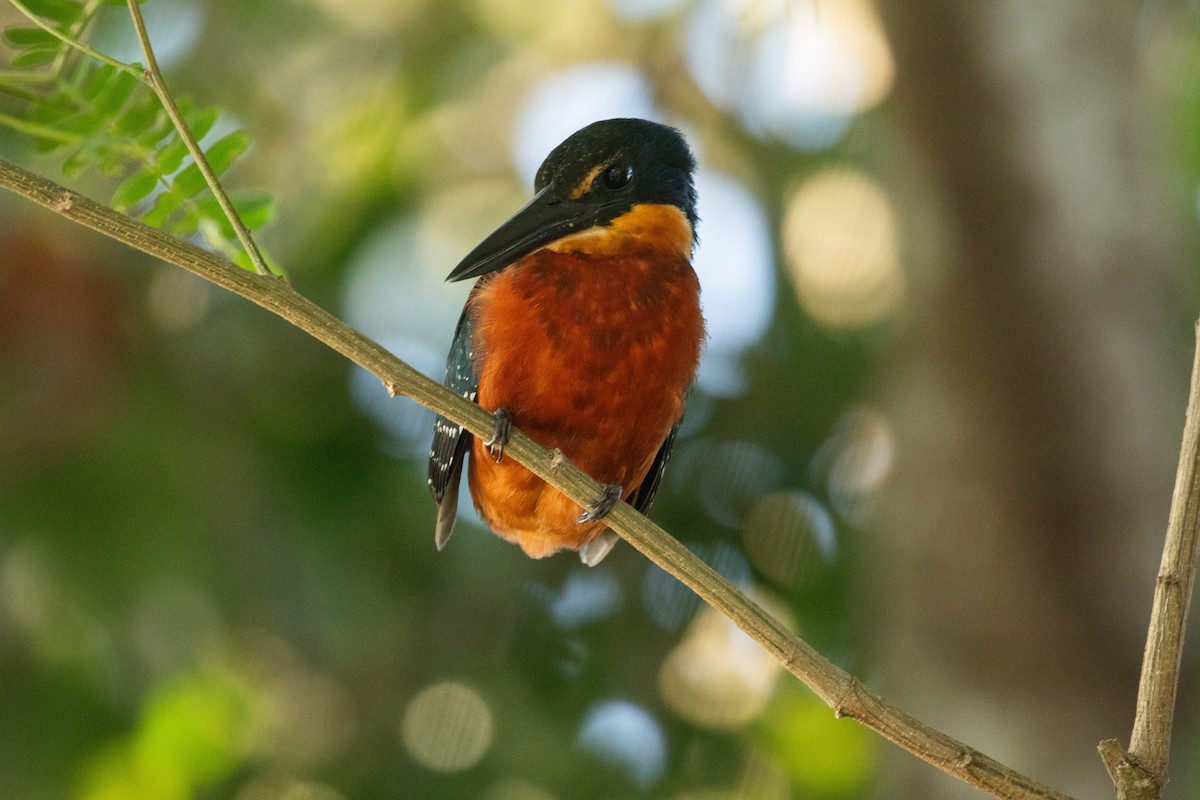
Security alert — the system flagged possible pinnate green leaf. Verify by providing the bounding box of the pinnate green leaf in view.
[29,96,74,127]
[136,112,173,149]
[55,108,105,138]
[10,49,57,68]
[204,130,252,176]
[36,137,65,154]
[3,27,58,49]
[19,0,83,24]
[98,148,128,177]
[196,189,275,238]
[168,208,199,239]
[171,162,206,199]
[112,169,159,210]
[61,142,99,176]
[94,69,137,115]
[80,64,116,103]
[231,190,274,230]
[184,105,218,141]
[141,189,184,228]
[155,136,188,174]
[117,97,161,135]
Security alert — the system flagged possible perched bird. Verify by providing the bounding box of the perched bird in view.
[428,118,705,566]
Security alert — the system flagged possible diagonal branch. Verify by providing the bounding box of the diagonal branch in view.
[1100,321,1200,800]
[0,155,1079,800]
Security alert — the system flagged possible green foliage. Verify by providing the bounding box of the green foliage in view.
[1,0,274,266]
[77,670,252,800]
[760,687,877,797]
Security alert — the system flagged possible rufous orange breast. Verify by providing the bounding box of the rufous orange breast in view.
[466,205,703,558]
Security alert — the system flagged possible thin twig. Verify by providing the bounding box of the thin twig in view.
[1102,321,1200,800]
[0,156,1078,800]
[124,0,273,277]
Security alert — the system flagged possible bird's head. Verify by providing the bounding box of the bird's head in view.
[446,118,698,282]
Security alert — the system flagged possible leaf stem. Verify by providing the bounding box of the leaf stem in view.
[124,0,272,277]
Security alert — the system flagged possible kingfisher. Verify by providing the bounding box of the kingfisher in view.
[427,118,705,566]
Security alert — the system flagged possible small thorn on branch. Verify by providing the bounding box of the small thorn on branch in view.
[834,676,864,720]
[54,191,75,212]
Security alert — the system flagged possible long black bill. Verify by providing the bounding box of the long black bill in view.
[445,186,602,282]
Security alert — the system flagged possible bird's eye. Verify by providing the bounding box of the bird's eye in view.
[601,163,632,190]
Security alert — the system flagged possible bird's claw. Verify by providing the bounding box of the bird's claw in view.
[577,483,622,523]
[484,407,512,462]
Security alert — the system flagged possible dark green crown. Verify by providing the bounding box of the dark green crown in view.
[534,118,699,234]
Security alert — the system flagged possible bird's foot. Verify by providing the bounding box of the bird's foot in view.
[484,407,512,462]
[577,483,622,523]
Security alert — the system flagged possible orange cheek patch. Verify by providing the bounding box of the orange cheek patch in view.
[547,204,693,259]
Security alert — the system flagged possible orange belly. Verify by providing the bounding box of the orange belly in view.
[466,243,704,559]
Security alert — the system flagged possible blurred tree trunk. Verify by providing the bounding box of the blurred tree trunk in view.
[872,2,1196,797]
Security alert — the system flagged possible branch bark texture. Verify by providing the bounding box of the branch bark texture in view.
[0,155,1079,800]
[1104,321,1200,799]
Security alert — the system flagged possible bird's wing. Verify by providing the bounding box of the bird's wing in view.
[628,422,679,517]
[428,307,478,549]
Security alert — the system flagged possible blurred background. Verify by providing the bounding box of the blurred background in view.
[1,0,1198,798]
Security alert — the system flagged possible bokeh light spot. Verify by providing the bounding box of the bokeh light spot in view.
[642,541,753,631]
[691,440,785,528]
[742,491,835,587]
[659,594,791,730]
[401,681,493,772]
[0,541,111,672]
[130,584,221,676]
[236,773,348,800]
[576,700,666,788]
[512,64,657,185]
[481,779,560,800]
[669,749,791,800]
[684,0,893,149]
[552,568,623,629]
[309,0,425,34]
[692,171,776,396]
[607,0,687,23]
[810,406,896,525]
[239,635,359,768]
[782,167,904,329]
[146,270,210,333]
[91,0,203,69]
